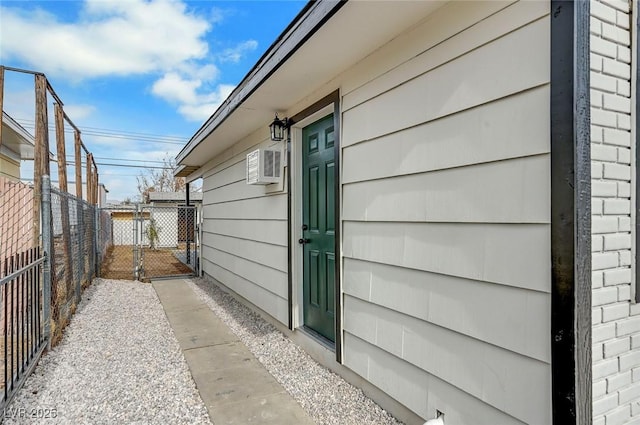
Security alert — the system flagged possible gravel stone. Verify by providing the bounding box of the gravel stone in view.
[4,278,211,425]
[188,277,403,425]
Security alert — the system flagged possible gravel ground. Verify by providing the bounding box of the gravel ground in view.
[4,278,211,425]
[188,277,403,425]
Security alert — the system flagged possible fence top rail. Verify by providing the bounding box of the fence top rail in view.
[0,255,44,286]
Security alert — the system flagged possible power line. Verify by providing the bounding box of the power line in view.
[66,161,172,170]
[65,155,167,164]
[15,120,189,145]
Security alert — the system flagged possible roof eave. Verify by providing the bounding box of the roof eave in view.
[176,0,347,165]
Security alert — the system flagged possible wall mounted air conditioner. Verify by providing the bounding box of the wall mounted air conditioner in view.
[246,148,282,185]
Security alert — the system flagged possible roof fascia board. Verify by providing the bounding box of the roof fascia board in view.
[177,0,347,164]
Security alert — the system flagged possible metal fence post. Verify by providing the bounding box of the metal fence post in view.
[94,207,99,277]
[133,204,139,281]
[41,175,52,348]
[76,200,83,302]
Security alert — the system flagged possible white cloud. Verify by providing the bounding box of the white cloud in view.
[177,84,236,122]
[64,104,96,121]
[0,0,211,79]
[0,1,255,124]
[219,40,258,63]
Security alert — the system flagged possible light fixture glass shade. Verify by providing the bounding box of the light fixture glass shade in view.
[269,115,286,141]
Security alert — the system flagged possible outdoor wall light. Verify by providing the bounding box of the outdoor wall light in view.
[269,114,289,141]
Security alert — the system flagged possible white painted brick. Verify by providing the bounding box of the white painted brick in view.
[634,367,640,382]
[618,283,631,300]
[600,0,630,13]
[619,381,640,403]
[594,322,618,343]
[604,233,632,250]
[601,21,630,44]
[592,16,604,35]
[594,271,605,288]
[594,235,605,252]
[632,401,640,417]
[593,108,619,127]
[594,417,605,425]
[631,303,640,316]
[602,302,630,321]
[593,198,604,215]
[592,52,604,71]
[593,181,618,197]
[603,93,631,113]
[616,10,630,29]
[620,350,640,371]
[604,268,632,286]
[604,128,631,148]
[594,286,620,306]
[595,341,606,361]
[595,378,608,398]
[593,161,605,178]
[607,370,632,391]
[604,337,631,358]
[592,0,618,23]
[592,72,618,92]
[617,45,631,63]
[617,148,631,164]
[632,334,640,349]
[617,79,631,96]
[592,89,604,107]
[605,405,631,425]
[602,56,631,79]
[618,216,631,231]
[603,163,631,180]
[618,113,631,130]
[618,317,640,336]
[594,252,621,270]
[590,72,618,93]
[594,307,604,324]
[592,35,618,58]
[603,128,631,146]
[593,143,620,161]
[593,216,619,233]
[603,199,630,214]
[593,391,618,415]
[593,125,605,142]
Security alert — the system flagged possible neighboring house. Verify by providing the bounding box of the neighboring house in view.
[176,2,638,425]
[0,112,35,260]
[145,191,201,248]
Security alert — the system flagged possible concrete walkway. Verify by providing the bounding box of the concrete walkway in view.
[153,278,315,425]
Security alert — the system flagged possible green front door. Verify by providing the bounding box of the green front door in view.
[302,114,336,342]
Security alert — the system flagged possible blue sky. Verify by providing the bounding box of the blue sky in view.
[0,0,306,201]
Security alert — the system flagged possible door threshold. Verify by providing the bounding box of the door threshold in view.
[299,326,335,351]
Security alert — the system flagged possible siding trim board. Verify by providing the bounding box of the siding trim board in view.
[550,1,591,425]
[636,2,640,303]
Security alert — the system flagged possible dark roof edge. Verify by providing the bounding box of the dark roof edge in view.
[176,0,347,164]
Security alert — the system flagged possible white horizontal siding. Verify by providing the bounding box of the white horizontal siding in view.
[343,154,550,224]
[342,86,550,184]
[343,333,527,425]
[344,295,550,424]
[200,136,288,325]
[343,258,550,362]
[339,1,551,423]
[203,218,288,246]
[343,221,550,293]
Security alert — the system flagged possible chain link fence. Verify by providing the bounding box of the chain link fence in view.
[49,187,101,346]
[99,205,198,281]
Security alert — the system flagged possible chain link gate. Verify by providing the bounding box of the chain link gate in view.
[100,204,199,281]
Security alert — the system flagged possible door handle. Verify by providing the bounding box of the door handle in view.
[302,224,309,230]
[298,238,310,245]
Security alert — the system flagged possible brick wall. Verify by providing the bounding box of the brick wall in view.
[591,0,640,423]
